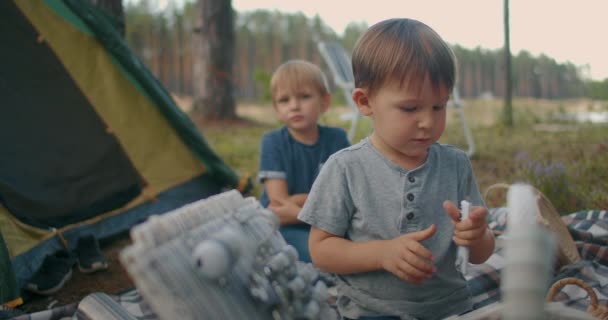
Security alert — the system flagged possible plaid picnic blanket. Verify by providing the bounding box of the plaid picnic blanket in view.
[9,209,608,320]
[9,290,156,320]
[468,209,608,313]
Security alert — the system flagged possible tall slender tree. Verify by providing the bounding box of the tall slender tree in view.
[503,0,513,127]
[174,9,185,94]
[191,0,236,119]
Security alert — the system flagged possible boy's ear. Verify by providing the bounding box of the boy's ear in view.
[320,93,331,113]
[352,88,372,116]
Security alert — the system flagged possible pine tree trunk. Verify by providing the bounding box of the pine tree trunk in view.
[503,0,513,127]
[175,12,185,95]
[191,0,236,119]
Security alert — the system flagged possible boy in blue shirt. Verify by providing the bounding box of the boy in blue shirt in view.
[298,19,495,319]
[258,60,350,263]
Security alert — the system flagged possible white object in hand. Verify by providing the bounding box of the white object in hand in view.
[456,200,471,275]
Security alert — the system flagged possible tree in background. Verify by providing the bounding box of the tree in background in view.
[503,0,513,127]
[341,22,367,51]
[191,0,236,119]
[123,2,600,103]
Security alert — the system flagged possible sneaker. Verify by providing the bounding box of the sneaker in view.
[24,250,76,295]
[74,235,108,274]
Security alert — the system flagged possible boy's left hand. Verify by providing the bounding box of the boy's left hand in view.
[443,200,488,247]
[268,198,302,225]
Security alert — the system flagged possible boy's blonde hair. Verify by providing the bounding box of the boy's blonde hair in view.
[270,60,330,103]
[352,18,456,97]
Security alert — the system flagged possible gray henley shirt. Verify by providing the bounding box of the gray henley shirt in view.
[298,138,484,320]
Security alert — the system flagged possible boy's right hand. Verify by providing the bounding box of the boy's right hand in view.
[379,224,437,284]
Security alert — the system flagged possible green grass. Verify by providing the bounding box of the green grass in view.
[194,98,608,214]
[198,122,270,197]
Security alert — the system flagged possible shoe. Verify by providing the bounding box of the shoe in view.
[24,250,76,295]
[75,235,108,274]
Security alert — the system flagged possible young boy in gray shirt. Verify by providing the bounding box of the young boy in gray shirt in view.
[298,18,495,320]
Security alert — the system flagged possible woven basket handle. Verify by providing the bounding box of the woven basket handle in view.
[546,277,598,308]
[483,183,512,205]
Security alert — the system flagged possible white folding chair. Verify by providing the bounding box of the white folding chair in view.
[317,42,360,142]
[318,41,475,157]
[448,86,476,157]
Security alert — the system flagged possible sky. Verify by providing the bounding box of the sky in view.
[227,0,608,81]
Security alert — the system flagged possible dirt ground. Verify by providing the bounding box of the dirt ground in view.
[18,234,134,314]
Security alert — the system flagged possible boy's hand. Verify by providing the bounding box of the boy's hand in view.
[443,200,488,247]
[379,225,437,284]
[268,198,301,225]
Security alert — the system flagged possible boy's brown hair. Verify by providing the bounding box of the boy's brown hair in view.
[352,18,456,97]
[270,60,330,104]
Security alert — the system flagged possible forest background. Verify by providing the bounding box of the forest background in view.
[124,1,608,104]
[120,0,608,213]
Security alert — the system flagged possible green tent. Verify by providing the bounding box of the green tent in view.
[0,0,249,302]
[0,232,20,308]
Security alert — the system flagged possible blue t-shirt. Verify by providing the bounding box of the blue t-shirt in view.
[257,125,349,207]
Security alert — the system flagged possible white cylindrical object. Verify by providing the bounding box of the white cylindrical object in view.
[456,200,471,275]
[502,225,556,320]
[506,183,538,228]
[502,184,556,320]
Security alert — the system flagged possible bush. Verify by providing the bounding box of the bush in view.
[517,156,583,214]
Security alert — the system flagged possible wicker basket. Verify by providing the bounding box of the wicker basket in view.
[484,183,581,269]
[547,277,608,320]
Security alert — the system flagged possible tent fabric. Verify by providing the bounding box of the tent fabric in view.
[11,174,225,290]
[59,0,240,185]
[0,232,20,307]
[12,0,211,192]
[1,4,143,226]
[0,0,248,295]
[0,3,143,227]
